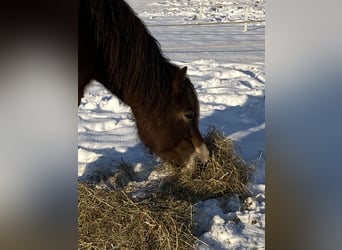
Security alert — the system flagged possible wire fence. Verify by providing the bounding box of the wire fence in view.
[145,0,265,31]
[148,19,264,27]
[144,0,265,62]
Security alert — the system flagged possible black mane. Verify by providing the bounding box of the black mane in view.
[79,0,178,110]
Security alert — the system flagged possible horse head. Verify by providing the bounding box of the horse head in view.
[134,66,209,173]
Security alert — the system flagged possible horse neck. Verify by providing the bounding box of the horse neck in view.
[88,0,178,115]
[87,0,177,114]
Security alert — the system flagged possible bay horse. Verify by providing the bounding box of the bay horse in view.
[78,0,209,172]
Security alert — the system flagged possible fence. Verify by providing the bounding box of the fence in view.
[146,0,265,32]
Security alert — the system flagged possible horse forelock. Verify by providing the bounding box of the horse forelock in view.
[83,0,176,112]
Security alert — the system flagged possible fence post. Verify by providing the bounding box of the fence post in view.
[200,0,204,19]
[243,0,250,32]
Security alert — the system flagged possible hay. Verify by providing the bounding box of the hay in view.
[78,126,253,249]
[78,183,196,250]
[159,127,252,201]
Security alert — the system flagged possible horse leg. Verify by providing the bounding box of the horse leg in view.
[78,27,96,106]
[78,56,107,106]
[78,65,93,106]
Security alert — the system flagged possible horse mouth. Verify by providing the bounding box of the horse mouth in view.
[158,139,209,170]
[177,142,209,174]
[194,143,209,164]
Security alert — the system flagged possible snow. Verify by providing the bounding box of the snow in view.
[78,0,265,249]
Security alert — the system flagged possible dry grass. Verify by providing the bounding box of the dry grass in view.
[78,183,195,250]
[159,127,252,201]
[78,127,253,249]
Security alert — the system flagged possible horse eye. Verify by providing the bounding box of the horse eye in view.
[184,111,195,121]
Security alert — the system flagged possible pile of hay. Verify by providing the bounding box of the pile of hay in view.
[78,127,253,249]
[78,183,196,249]
[160,127,252,201]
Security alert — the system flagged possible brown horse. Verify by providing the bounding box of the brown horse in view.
[78,0,209,171]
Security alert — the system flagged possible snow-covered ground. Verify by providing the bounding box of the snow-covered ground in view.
[78,0,265,249]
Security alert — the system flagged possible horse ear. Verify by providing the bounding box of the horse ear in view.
[173,66,187,96]
[178,66,187,81]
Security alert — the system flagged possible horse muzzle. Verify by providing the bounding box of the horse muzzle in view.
[181,142,209,174]
[194,142,209,164]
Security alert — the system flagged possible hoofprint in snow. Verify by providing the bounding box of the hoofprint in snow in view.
[78,0,265,249]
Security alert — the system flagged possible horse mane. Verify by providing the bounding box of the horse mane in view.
[80,0,178,111]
